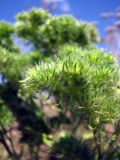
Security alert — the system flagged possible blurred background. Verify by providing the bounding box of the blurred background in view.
[0,1,120,160]
[1,0,120,57]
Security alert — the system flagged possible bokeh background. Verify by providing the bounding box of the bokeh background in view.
[0,0,119,36]
[1,0,120,56]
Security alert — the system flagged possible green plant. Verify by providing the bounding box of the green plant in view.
[0,8,109,160]
[0,22,19,52]
[23,45,120,160]
[15,8,99,55]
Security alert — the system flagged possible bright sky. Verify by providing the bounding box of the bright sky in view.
[0,0,120,39]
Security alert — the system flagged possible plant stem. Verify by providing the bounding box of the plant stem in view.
[0,130,13,157]
[93,128,103,160]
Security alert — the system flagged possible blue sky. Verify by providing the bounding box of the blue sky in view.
[0,0,120,39]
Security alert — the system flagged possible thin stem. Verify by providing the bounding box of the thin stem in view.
[6,131,17,155]
[0,130,13,157]
[93,128,103,160]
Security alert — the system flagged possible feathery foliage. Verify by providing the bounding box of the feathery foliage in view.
[0,22,19,52]
[0,47,29,81]
[1,7,120,160]
[23,46,120,127]
[23,45,120,159]
[15,9,99,54]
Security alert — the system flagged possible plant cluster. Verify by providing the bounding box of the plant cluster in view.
[15,9,98,54]
[23,45,120,160]
[0,8,119,160]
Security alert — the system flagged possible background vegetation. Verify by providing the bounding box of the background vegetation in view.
[0,8,120,160]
